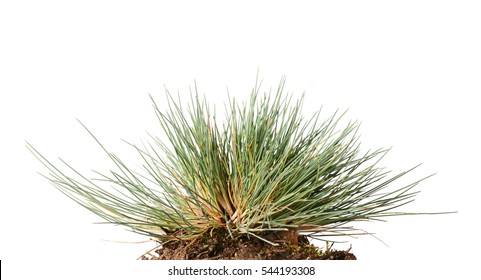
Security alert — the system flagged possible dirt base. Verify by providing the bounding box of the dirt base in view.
[140,229,356,260]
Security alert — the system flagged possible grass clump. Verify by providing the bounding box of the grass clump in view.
[28,77,436,244]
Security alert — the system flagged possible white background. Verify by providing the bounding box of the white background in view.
[1,1,480,279]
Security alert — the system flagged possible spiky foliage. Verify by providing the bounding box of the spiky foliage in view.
[28,78,433,242]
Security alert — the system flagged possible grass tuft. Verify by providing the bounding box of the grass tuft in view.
[27,77,445,243]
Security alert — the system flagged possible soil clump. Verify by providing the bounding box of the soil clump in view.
[140,228,356,260]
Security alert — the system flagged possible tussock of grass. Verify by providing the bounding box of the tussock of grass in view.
[28,77,438,243]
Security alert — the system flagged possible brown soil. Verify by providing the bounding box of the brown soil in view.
[140,228,356,260]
